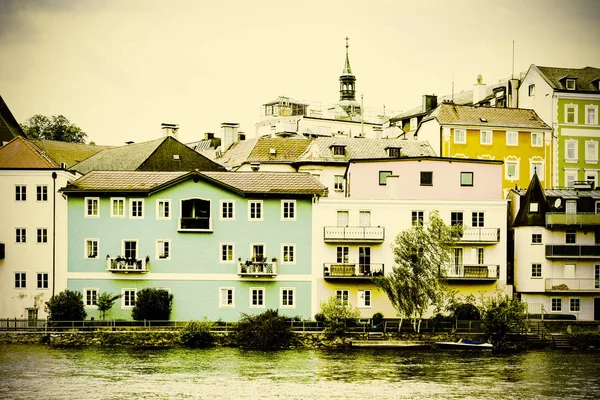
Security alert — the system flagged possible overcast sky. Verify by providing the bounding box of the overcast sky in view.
[1,0,599,145]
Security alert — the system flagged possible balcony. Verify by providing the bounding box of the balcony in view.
[323,263,384,279]
[238,261,278,278]
[179,217,212,232]
[545,278,600,292]
[546,213,600,228]
[459,227,500,244]
[323,226,385,243]
[444,264,499,281]
[106,256,149,273]
[545,245,600,258]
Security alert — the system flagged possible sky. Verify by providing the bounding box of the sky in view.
[1,0,599,146]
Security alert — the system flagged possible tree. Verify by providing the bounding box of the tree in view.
[132,288,173,321]
[21,114,87,143]
[373,210,462,332]
[479,290,526,349]
[319,295,361,338]
[234,309,295,349]
[96,292,122,320]
[45,290,87,321]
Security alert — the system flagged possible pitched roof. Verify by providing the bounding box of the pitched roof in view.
[61,170,327,197]
[214,138,259,169]
[535,65,600,92]
[247,138,312,163]
[30,139,110,168]
[512,174,550,227]
[0,95,26,144]
[0,136,57,168]
[423,103,551,130]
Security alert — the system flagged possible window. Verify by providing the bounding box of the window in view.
[480,130,492,145]
[281,288,295,308]
[334,175,344,191]
[332,145,345,156]
[388,147,401,158]
[420,171,433,186]
[530,160,544,181]
[528,84,535,96]
[281,200,296,220]
[85,289,98,307]
[15,228,26,243]
[472,212,484,227]
[130,199,144,219]
[282,244,295,263]
[359,246,371,274]
[566,230,576,244]
[36,185,48,201]
[476,248,484,265]
[221,200,234,220]
[595,265,600,289]
[250,288,265,308]
[157,200,171,219]
[85,197,99,217]
[36,273,48,289]
[566,79,576,90]
[111,198,125,218]
[336,289,349,306]
[451,212,463,226]
[565,105,577,124]
[454,129,466,144]
[123,240,137,260]
[15,185,26,201]
[337,246,349,264]
[506,131,518,146]
[412,211,424,226]
[358,290,371,308]
[566,200,576,215]
[337,210,349,227]
[530,202,539,213]
[220,243,233,262]
[565,170,578,188]
[220,288,234,307]
[585,105,598,125]
[570,298,580,312]
[585,140,598,163]
[379,171,393,185]
[157,240,171,259]
[359,211,371,227]
[551,298,562,312]
[506,161,519,180]
[15,272,26,288]
[249,200,263,220]
[181,198,212,230]
[251,244,265,261]
[85,239,98,259]
[566,140,578,161]
[36,228,47,244]
[122,289,136,308]
[532,233,542,244]
[460,172,473,186]
[531,264,542,278]
[410,117,417,131]
[531,132,542,147]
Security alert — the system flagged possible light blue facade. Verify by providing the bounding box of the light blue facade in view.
[66,176,314,321]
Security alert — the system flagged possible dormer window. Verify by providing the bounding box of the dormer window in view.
[566,79,576,90]
[387,147,401,158]
[331,145,346,156]
[529,202,539,213]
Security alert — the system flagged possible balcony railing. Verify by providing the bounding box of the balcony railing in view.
[179,217,212,231]
[323,263,384,279]
[106,256,149,273]
[545,278,600,292]
[459,227,500,243]
[444,264,499,280]
[323,226,385,242]
[545,245,600,258]
[238,262,277,278]
[546,213,600,228]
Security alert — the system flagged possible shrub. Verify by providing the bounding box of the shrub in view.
[319,295,360,338]
[45,290,86,321]
[479,291,525,349]
[179,320,215,348]
[132,288,173,321]
[454,303,481,320]
[314,312,325,323]
[234,309,295,349]
[372,312,384,328]
[97,292,122,320]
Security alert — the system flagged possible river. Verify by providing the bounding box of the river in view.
[0,345,599,399]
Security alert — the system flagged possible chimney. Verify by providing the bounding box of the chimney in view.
[221,122,240,150]
[508,79,520,108]
[473,75,487,105]
[422,95,438,112]
[204,132,215,140]
[161,123,179,139]
[238,132,246,141]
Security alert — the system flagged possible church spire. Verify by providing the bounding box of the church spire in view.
[339,37,357,103]
[342,36,352,75]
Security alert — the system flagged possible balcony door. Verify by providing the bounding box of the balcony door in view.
[453,248,463,275]
[181,198,211,229]
[359,247,371,274]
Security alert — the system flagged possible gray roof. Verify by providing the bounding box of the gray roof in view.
[214,138,259,169]
[30,139,110,168]
[513,188,600,200]
[535,65,600,92]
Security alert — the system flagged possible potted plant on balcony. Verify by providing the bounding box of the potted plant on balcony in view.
[271,257,278,263]
[324,266,330,276]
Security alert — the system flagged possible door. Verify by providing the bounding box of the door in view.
[594,298,600,321]
[359,247,371,275]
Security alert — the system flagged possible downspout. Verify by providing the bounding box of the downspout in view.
[52,171,57,297]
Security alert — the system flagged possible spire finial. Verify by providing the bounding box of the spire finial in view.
[342,37,352,75]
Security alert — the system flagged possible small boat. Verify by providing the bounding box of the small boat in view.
[352,340,428,349]
[435,338,493,349]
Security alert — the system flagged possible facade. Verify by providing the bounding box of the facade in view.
[508,174,600,321]
[61,170,326,321]
[417,103,552,196]
[312,157,508,319]
[518,65,600,189]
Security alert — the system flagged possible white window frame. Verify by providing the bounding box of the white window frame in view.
[357,289,371,308]
[471,212,484,227]
[14,272,26,289]
[281,243,295,264]
[122,239,138,260]
[505,158,519,181]
[531,231,542,244]
[565,104,578,124]
[569,298,581,312]
[460,171,473,186]
[337,210,349,227]
[336,289,350,306]
[280,287,295,308]
[585,105,598,125]
[551,297,562,312]
[506,131,518,146]
[129,198,144,219]
[531,131,542,147]
[411,210,424,226]
[110,197,125,218]
[15,185,26,201]
[219,287,234,308]
[156,199,171,220]
[480,130,492,145]
[156,239,171,260]
[220,200,235,221]
[36,228,48,244]
[566,79,576,90]
[84,288,99,308]
[250,243,266,262]
[36,272,48,289]
[359,210,371,227]
[281,200,296,221]
[585,140,598,163]
[565,169,578,188]
[530,159,545,181]
[565,139,578,162]
[248,200,263,221]
[122,289,137,309]
[85,197,99,218]
[531,263,542,278]
[36,185,48,202]
[84,238,99,259]
[528,84,535,96]
[220,243,234,264]
[15,228,26,243]
[334,175,344,192]
[454,128,466,144]
[249,287,265,308]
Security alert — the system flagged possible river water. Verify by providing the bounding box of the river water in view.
[0,345,599,399]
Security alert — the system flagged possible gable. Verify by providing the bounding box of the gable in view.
[139,136,226,172]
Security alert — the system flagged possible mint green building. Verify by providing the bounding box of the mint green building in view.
[62,170,326,321]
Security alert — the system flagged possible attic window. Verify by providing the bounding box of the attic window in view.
[331,145,346,156]
[566,79,576,90]
[479,117,488,122]
[173,155,180,161]
[529,202,539,213]
[387,147,401,158]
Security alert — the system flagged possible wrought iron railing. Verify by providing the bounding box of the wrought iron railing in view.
[238,262,277,276]
[445,264,499,279]
[323,263,384,278]
[460,227,500,243]
[323,226,385,241]
[106,257,149,273]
